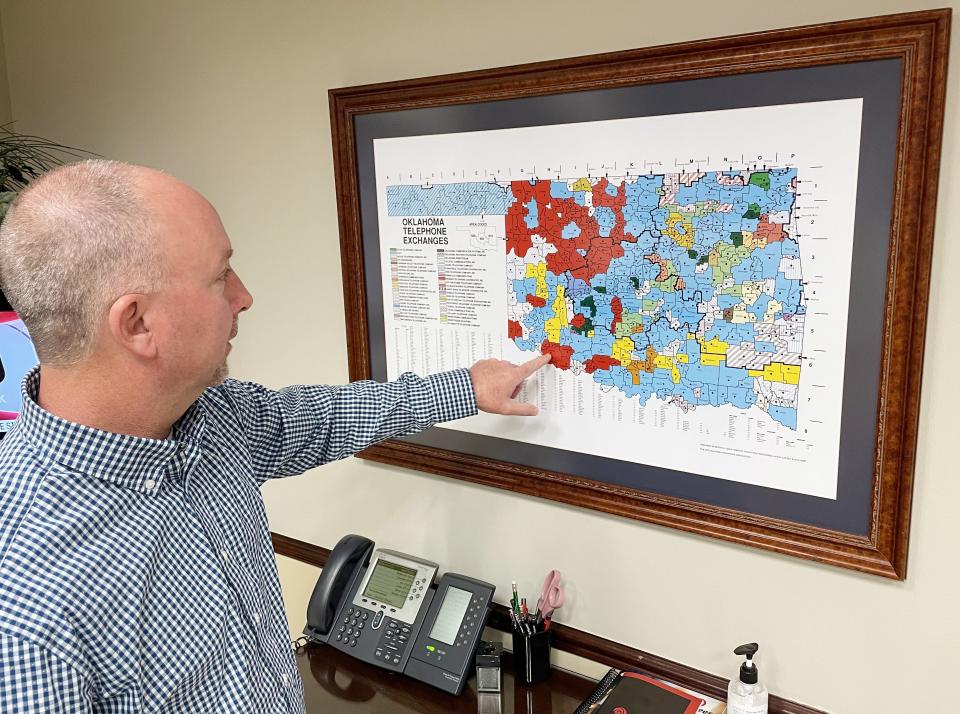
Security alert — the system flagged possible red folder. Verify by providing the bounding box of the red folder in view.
[595,672,704,714]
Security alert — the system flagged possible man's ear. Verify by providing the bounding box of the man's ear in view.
[107,294,157,359]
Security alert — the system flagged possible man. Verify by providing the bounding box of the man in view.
[0,160,549,712]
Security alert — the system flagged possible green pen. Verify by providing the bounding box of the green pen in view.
[511,581,520,614]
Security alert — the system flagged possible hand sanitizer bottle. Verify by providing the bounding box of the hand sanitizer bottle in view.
[727,642,768,714]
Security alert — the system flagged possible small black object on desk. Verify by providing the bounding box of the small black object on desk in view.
[475,640,503,693]
[512,627,552,685]
[508,593,553,685]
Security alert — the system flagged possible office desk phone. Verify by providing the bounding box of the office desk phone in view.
[302,534,495,695]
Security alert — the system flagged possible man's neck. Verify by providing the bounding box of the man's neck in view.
[36,363,194,440]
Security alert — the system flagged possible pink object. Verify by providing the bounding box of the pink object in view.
[535,569,564,620]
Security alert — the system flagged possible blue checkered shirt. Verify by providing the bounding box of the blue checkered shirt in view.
[0,367,476,712]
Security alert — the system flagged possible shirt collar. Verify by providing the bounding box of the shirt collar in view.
[16,367,205,494]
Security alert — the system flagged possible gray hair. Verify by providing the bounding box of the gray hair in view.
[0,159,165,366]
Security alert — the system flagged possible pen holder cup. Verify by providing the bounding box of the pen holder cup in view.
[512,628,552,686]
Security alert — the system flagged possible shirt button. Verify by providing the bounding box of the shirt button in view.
[143,479,156,491]
[253,612,261,624]
[220,549,230,562]
[281,672,290,686]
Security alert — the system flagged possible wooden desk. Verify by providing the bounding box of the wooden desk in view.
[296,643,596,713]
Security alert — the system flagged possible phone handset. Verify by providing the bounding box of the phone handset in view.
[304,534,374,643]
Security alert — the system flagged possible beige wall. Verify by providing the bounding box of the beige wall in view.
[2,1,957,711]
[0,9,10,126]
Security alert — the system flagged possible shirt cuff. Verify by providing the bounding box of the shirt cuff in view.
[425,368,478,424]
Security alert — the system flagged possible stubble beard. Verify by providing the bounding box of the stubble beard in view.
[209,319,238,387]
[210,361,230,387]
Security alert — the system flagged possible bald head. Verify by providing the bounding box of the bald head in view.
[0,160,167,365]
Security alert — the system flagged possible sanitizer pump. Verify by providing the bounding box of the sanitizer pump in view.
[727,642,768,714]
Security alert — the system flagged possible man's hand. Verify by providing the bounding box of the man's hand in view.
[469,354,552,416]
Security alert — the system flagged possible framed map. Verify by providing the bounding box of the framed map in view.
[329,10,949,579]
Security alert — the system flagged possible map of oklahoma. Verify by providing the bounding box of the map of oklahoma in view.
[388,167,804,430]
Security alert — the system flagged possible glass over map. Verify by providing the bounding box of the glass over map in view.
[373,100,862,499]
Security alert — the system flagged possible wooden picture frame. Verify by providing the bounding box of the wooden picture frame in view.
[329,10,950,579]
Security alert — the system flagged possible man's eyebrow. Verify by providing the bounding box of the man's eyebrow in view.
[213,249,234,277]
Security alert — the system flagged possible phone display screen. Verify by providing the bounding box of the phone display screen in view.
[428,586,471,645]
[362,559,417,608]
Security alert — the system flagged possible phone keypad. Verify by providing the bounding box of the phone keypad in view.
[335,607,366,647]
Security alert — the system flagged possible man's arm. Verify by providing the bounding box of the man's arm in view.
[219,368,474,482]
[216,355,550,483]
[0,634,91,713]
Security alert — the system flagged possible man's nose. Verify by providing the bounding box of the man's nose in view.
[231,273,253,313]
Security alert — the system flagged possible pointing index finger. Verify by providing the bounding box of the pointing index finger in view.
[519,353,552,378]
